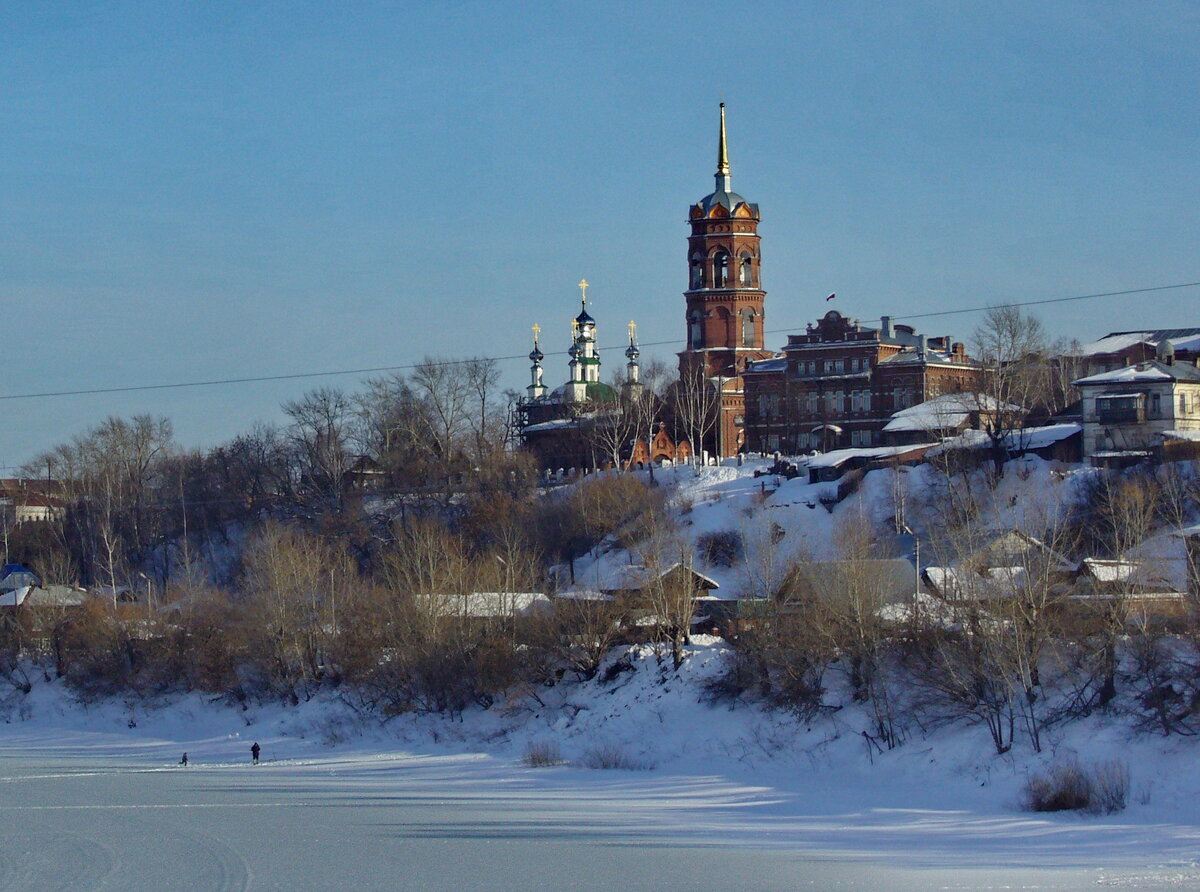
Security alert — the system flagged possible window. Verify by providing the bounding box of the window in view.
[1181,394,1188,416]
[807,393,818,414]
[713,251,730,287]
[1151,393,1161,416]
[833,359,844,373]
[689,253,703,289]
[688,311,703,348]
[739,252,753,286]
[862,391,872,412]
[741,309,755,347]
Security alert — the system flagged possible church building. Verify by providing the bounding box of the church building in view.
[677,103,775,457]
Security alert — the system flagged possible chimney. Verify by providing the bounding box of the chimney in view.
[880,316,893,340]
[917,334,927,356]
[1157,340,1176,366]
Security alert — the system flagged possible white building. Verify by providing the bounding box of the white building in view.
[1072,353,1200,459]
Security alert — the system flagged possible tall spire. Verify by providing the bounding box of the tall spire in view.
[715,103,731,192]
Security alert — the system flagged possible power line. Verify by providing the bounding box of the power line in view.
[1,279,1197,403]
[889,281,1200,322]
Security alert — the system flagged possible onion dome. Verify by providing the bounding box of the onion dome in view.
[529,344,544,363]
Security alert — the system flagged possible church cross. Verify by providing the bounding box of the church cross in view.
[578,278,589,306]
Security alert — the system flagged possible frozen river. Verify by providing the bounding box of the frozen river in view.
[0,736,1181,891]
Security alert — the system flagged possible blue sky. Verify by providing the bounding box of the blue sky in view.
[3,1,1198,466]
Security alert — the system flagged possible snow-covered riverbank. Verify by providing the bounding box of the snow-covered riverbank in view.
[4,636,1200,889]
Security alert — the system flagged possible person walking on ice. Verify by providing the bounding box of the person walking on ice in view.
[180,752,188,767]
[251,742,260,765]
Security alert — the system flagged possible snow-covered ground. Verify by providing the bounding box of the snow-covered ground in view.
[4,637,1200,889]
[4,457,1198,888]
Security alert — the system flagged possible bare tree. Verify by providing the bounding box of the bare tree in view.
[673,355,720,468]
[284,388,354,511]
[971,306,1052,475]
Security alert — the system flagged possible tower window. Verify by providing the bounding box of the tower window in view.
[741,309,755,347]
[739,252,753,286]
[690,253,703,289]
[688,311,704,349]
[713,251,730,287]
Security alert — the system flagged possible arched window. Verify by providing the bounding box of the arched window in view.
[741,309,755,347]
[689,253,703,289]
[713,251,730,287]
[688,311,704,349]
[739,252,753,286]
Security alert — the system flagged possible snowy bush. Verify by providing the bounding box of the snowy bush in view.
[522,740,563,767]
[1023,757,1129,815]
[579,744,650,770]
[697,529,743,568]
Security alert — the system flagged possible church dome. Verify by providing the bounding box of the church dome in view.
[693,189,751,215]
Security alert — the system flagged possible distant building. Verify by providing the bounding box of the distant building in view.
[743,310,982,453]
[0,478,65,527]
[517,283,655,471]
[1072,346,1200,460]
[1077,327,1200,377]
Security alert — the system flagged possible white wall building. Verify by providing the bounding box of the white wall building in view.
[1072,356,1200,458]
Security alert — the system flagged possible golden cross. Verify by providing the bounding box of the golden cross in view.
[578,279,589,305]
[531,323,540,344]
[628,320,637,341]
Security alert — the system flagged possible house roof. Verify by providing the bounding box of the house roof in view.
[1078,328,1200,357]
[882,393,1013,433]
[1073,359,1200,387]
[0,585,88,608]
[415,592,552,618]
[559,561,720,596]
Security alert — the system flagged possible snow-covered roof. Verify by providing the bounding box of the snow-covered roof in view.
[807,444,932,470]
[415,592,552,618]
[933,423,1081,455]
[522,418,580,434]
[1073,360,1200,386]
[745,357,787,373]
[0,585,88,608]
[1078,328,1200,356]
[1162,429,1200,442]
[559,561,719,596]
[882,393,1013,433]
[1080,558,1143,584]
[876,348,975,369]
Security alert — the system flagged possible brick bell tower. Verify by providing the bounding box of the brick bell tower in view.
[680,104,772,456]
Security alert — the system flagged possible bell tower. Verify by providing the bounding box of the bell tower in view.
[679,104,772,457]
[681,103,768,379]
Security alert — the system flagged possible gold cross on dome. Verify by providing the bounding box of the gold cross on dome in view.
[531,323,541,344]
[628,320,637,340]
[578,279,589,305]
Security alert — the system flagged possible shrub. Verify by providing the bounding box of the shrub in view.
[1090,759,1130,814]
[579,744,650,771]
[522,740,563,767]
[697,529,743,568]
[1023,758,1129,815]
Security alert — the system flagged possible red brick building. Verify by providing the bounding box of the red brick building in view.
[676,104,774,457]
[743,310,982,453]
